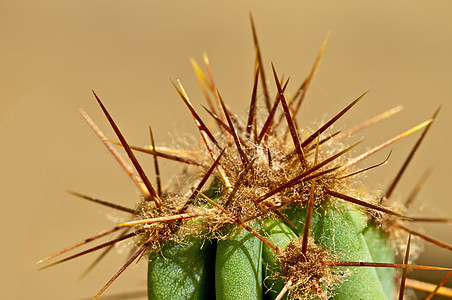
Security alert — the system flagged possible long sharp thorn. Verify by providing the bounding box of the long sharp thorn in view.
[79,109,148,196]
[82,290,147,300]
[246,64,260,139]
[338,119,433,171]
[190,58,217,116]
[78,227,131,281]
[171,80,221,150]
[407,217,452,223]
[37,226,122,264]
[148,126,162,196]
[272,64,306,165]
[202,105,231,133]
[38,230,143,270]
[301,91,368,149]
[327,261,452,271]
[203,105,250,149]
[227,108,245,133]
[172,82,231,188]
[140,145,203,158]
[92,91,162,207]
[253,115,258,143]
[68,191,135,214]
[326,189,411,219]
[118,212,201,227]
[249,13,271,112]
[396,223,452,251]
[399,234,411,300]
[217,92,249,167]
[93,235,156,300]
[257,78,290,144]
[203,52,228,127]
[385,107,440,200]
[110,142,206,167]
[255,141,360,204]
[405,168,433,208]
[291,31,330,121]
[426,271,452,300]
[403,278,452,297]
[179,148,226,214]
[331,105,403,142]
[272,79,306,131]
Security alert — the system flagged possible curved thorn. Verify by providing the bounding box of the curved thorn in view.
[337,150,391,180]
[331,105,403,142]
[339,119,432,171]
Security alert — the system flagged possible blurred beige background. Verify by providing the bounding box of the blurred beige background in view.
[2,1,452,299]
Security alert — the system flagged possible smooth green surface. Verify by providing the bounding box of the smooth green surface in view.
[362,222,395,300]
[313,204,387,299]
[147,237,215,300]
[262,219,297,300]
[215,224,264,300]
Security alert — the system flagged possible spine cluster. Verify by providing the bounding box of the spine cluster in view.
[38,17,452,300]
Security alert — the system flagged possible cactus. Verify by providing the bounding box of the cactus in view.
[38,16,452,299]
